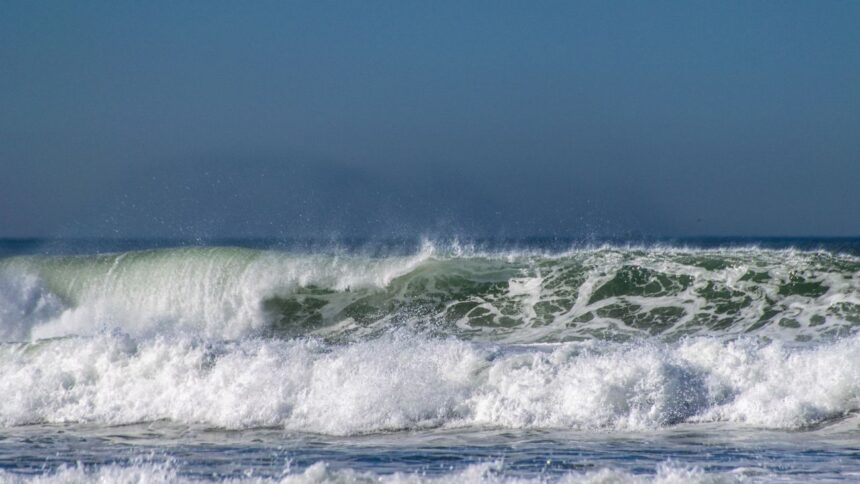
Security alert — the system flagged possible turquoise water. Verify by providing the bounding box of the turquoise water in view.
[2,238,860,482]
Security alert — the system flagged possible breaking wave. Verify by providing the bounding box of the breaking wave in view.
[1,244,859,342]
[2,331,860,433]
[1,243,859,435]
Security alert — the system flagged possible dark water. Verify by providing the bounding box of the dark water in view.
[2,238,860,482]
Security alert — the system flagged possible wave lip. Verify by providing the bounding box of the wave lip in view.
[2,332,859,434]
[0,245,435,341]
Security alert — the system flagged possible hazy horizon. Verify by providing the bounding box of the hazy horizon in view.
[2,1,859,239]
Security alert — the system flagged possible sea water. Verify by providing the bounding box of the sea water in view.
[2,238,860,482]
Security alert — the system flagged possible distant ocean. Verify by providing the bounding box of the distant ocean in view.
[2,237,860,482]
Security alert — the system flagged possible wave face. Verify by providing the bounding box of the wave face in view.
[1,245,859,342]
[1,244,860,435]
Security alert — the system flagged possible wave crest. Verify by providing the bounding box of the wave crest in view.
[1,245,859,342]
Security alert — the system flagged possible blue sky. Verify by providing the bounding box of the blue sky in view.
[2,1,859,238]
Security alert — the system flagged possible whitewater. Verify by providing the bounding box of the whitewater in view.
[2,239,860,482]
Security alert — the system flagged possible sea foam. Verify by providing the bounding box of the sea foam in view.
[0,459,752,483]
[2,331,859,433]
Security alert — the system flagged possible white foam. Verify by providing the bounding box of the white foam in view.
[2,331,860,433]
[0,268,64,342]
[507,276,543,320]
[0,460,747,483]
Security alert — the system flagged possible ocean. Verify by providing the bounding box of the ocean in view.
[2,237,860,482]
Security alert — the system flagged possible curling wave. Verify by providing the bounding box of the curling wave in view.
[2,244,860,435]
[0,244,859,342]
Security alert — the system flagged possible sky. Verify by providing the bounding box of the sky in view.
[1,1,859,239]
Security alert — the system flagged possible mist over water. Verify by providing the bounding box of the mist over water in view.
[3,2,860,240]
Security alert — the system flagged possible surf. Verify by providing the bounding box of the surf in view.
[0,243,858,343]
[3,331,860,433]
